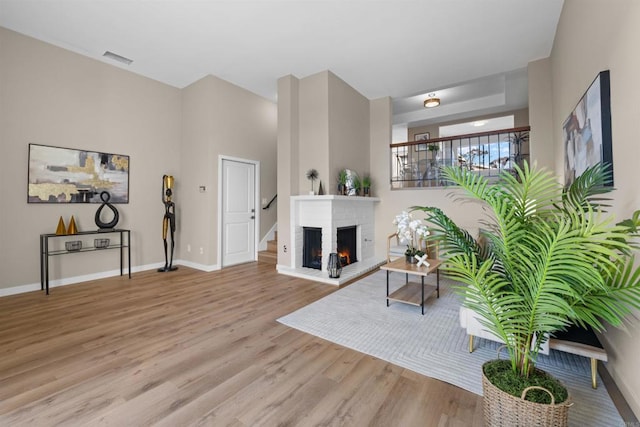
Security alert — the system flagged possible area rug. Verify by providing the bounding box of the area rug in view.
[278,270,623,427]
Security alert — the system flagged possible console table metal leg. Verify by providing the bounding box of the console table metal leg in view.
[119,230,124,276]
[127,231,131,278]
[421,276,425,315]
[45,237,50,295]
[386,270,390,307]
[436,268,440,298]
[39,235,44,291]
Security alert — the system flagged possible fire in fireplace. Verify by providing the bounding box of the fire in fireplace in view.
[337,226,357,266]
[303,227,322,270]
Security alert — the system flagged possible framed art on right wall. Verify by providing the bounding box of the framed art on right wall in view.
[563,70,613,186]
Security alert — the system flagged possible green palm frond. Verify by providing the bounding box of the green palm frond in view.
[562,162,613,212]
[411,161,640,377]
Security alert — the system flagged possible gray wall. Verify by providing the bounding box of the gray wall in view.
[549,0,640,416]
[0,27,277,290]
[0,27,181,290]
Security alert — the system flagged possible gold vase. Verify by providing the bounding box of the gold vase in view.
[67,216,78,235]
[55,216,67,235]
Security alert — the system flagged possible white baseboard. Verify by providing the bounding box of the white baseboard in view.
[1,260,223,297]
[175,259,220,272]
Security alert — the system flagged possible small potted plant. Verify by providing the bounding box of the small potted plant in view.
[427,143,440,168]
[352,175,362,196]
[306,169,319,195]
[337,169,347,195]
[361,175,371,197]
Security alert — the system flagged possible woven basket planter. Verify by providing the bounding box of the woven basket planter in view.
[482,361,572,427]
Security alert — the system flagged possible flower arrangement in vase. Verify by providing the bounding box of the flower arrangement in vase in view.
[393,210,430,263]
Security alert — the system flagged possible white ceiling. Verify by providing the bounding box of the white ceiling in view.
[0,0,564,127]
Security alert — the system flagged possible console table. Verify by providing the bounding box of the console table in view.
[40,229,131,295]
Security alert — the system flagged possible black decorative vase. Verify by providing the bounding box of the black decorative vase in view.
[327,252,342,278]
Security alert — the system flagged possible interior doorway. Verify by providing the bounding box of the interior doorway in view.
[218,156,260,267]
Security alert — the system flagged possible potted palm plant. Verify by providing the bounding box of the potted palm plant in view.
[412,161,640,426]
[362,174,372,197]
[337,169,348,195]
[352,175,362,196]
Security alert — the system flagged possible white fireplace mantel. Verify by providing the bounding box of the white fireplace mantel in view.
[277,195,384,285]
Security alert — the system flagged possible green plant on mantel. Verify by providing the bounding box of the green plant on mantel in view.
[337,169,348,195]
[412,161,640,404]
[362,174,371,189]
[352,175,362,195]
[306,168,318,193]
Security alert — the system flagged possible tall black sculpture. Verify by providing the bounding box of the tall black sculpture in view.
[158,175,178,272]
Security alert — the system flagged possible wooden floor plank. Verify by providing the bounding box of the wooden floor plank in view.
[0,263,483,426]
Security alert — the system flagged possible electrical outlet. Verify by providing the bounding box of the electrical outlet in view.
[199,247,204,255]
[187,244,191,252]
[283,245,287,253]
[262,198,267,205]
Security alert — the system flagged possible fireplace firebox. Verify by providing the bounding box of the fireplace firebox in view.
[337,226,357,266]
[303,227,322,270]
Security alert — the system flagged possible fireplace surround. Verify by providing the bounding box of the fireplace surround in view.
[278,195,384,285]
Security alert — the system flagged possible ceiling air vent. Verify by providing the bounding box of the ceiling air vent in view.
[103,51,133,65]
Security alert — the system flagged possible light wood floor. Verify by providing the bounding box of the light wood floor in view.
[0,263,484,426]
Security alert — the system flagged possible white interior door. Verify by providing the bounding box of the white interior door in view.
[221,158,256,267]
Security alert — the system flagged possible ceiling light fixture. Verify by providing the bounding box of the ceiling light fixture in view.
[473,120,487,127]
[423,93,440,108]
[103,51,133,65]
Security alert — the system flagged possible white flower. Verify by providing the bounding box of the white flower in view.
[394,210,430,251]
[416,226,430,239]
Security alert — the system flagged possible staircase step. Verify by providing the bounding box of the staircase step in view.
[267,239,277,252]
[258,250,277,265]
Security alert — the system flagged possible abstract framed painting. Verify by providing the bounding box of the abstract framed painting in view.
[28,144,130,203]
[563,70,613,186]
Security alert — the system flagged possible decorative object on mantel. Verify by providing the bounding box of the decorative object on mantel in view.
[393,210,429,263]
[67,215,78,234]
[344,169,360,196]
[327,252,342,278]
[95,191,120,231]
[352,175,361,196]
[361,175,371,197]
[55,216,66,235]
[317,180,325,195]
[306,169,319,195]
[337,169,347,195]
[159,174,178,273]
